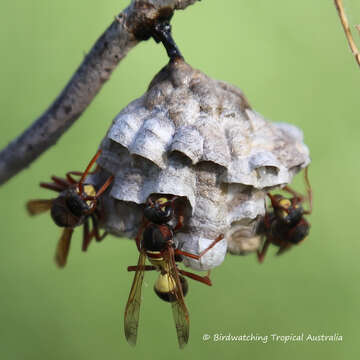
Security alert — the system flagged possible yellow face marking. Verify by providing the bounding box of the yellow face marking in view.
[156,197,168,205]
[84,185,96,197]
[279,198,291,209]
[83,185,96,207]
[156,197,169,212]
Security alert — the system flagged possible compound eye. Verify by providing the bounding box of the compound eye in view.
[156,197,173,219]
[161,205,173,218]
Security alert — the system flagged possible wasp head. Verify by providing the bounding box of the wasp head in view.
[272,195,304,226]
[51,185,96,228]
[144,196,174,224]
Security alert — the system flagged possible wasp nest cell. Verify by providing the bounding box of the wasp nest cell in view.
[90,59,310,270]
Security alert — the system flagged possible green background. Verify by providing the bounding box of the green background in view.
[0,0,358,359]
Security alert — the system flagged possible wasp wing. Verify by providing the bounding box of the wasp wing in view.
[54,227,73,268]
[124,251,147,346]
[166,247,190,349]
[26,199,53,215]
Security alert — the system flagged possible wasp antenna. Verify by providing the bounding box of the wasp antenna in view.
[94,175,114,199]
[78,149,102,194]
[304,166,313,214]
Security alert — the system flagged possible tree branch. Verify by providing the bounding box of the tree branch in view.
[334,0,360,67]
[0,0,199,186]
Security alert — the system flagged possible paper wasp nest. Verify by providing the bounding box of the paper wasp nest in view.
[90,59,310,271]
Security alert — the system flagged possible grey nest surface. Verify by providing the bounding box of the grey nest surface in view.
[89,59,310,271]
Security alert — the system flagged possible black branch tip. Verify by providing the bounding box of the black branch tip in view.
[130,6,183,61]
[152,20,183,61]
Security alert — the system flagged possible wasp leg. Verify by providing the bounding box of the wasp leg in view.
[82,217,92,251]
[66,171,83,184]
[51,176,71,187]
[90,215,107,242]
[178,269,212,286]
[282,185,312,215]
[40,182,66,193]
[174,234,224,260]
[173,214,184,232]
[257,237,271,263]
[67,166,101,184]
[303,166,312,215]
[40,175,70,192]
[282,185,303,199]
[127,265,157,272]
[283,184,312,215]
[284,167,312,215]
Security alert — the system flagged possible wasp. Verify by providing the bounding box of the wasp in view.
[26,149,114,267]
[124,195,224,348]
[257,167,312,263]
